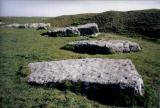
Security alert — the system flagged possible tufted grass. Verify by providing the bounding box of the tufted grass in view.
[0,28,160,108]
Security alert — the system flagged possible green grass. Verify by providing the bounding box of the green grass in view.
[0,28,160,108]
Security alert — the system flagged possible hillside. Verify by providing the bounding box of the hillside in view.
[1,9,159,38]
[0,9,160,107]
[93,9,160,38]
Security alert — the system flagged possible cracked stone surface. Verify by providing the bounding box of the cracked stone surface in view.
[28,58,144,96]
[66,40,141,54]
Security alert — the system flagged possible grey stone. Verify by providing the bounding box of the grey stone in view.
[6,23,50,29]
[28,58,144,96]
[77,23,99,36]
[0,22,5,25]
[47,27,80,37]
[66,40,141,54]
[28,23,51,29]
[6,23,21,28]
[46,23,99,37]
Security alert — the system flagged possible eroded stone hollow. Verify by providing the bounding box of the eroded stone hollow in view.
[28,58,144,96]
[64,40,141,54]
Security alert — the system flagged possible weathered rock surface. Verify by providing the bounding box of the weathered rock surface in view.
[65,40,141,54]
[6,23,50,29]
[77,23,99,36]
[28,58,144,96]
[46,23,99,37]
[46,27,80,37]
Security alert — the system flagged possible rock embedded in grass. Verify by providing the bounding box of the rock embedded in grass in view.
[6,23,50,29]
[46,23,99,37]
[77,23,99,36]
[28,58,144,96]
[46,27,80,37]
[65,40,141,54]
[0,22,5,25]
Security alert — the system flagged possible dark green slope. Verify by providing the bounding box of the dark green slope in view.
[1,9,160,38]
[93,9,160,38]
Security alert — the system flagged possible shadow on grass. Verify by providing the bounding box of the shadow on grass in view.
[40,32,80,37]
[41,32,48,36]
[61,44,141,55]
[61,44,113,55]
[29,80,145,107]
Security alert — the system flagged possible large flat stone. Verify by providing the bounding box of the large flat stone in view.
[28,58,144,96]
[65,40,141,54]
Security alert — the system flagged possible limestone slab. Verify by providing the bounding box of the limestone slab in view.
[28,58,144,96]
[66,40,141,54]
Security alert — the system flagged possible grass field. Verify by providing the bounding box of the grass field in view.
[0,28,160,108]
